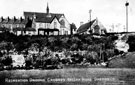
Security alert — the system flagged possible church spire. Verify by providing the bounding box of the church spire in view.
[46,3,51,17]
[46,3,49,14]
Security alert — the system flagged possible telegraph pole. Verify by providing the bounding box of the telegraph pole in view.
[125,1,129,32]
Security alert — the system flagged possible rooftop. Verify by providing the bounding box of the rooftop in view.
[24,12,65,23]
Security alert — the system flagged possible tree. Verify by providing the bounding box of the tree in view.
[85,36,92,44]
[87,44,101,52]
[81,43,88,50]
[2,55,12,66]
[127,35,135,52]
[85,51,99,64]
[70,44,78,51]
[48,37,57,51]
[70,23,77,35]
[0,41,14,52]
[71,37,80,43]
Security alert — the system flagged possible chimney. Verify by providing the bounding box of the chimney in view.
[0,17,4,22]
[80,22,83,26]
[20,17,23,22]
[14,16,17,21]
[7,16,10,22]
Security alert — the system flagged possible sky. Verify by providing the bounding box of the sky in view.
[0,0,135,32]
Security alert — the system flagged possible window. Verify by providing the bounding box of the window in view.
[5,24,8,28]
[47,23,50,28]
[60,19,65,28]
[2,24,4,27]
[13,25,15,28]
[54,22,57,28]
[6,24,9,28]
[65,31,68,35]
[32,23,36,28]
[9,24,11,28]
[17,24,19,28]
[39,23,42,28]
[45,23,47,28]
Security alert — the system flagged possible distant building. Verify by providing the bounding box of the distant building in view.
[0,16,28,35]
[77,18,107,35]
[0,3,71,35]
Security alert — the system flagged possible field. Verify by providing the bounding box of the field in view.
[0,68,135,85]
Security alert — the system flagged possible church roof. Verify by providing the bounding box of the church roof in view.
[77,19,96,33]
[24,12,64,23]
[77,19,107,34]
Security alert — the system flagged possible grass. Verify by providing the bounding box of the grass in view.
[108,52,135,68]
[0,68,135,85]
[1,51,135,85]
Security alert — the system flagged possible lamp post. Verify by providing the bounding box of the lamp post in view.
[125,1,129,32]
[89,10,92,33]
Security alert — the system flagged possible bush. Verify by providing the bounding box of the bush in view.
[85,51,99,64]
[127,35,135,52]
[1,56,12,66]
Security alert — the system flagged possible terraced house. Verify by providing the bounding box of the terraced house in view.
[0,16,35,35]
[0,3,71,35]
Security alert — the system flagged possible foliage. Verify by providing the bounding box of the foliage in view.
[81,43,88,50]
[2,32,135,68]
[127,35,135,52]
[85,51,99,64]
[87,44,102,53]
[0,32,117,59]
[70,23,77,35]
[70,44,78,51]
[0,41,14,51]
[84,36,92,44]
[1,55,12,66]
[105,49,115,58]
[61,37,70,49]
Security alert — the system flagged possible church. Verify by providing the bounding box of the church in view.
[24,3,71,35]
[0,3,71,35]
[77,18,107,35]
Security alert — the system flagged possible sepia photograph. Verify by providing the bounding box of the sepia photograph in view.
[0,0,135,85]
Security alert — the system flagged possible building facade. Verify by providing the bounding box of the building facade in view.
[0,3,71,35]
[0,16,28,35]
